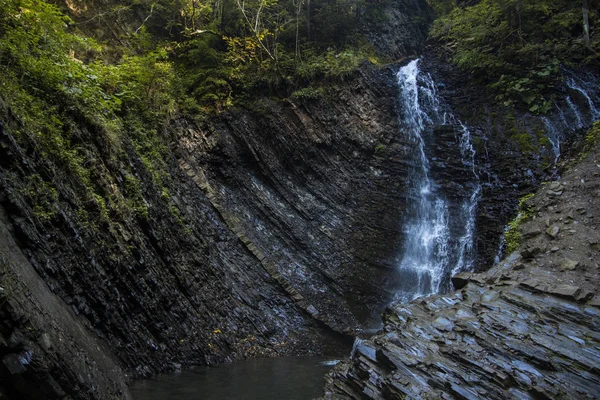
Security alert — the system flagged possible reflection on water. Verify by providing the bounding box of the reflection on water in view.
[131,356,339,400]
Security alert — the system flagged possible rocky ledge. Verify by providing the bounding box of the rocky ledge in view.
[323,142,600,399]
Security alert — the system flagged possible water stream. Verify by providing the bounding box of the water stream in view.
[540,71,600,166]
[394,59,480,303]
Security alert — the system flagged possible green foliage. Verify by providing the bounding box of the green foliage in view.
[504,193,535,254]
[426,0,457,17]
[0,0,387,239]
[295,46,376,82]
[124,174,149,218]
[291,86,323,101]
[0,0,189,231]
[578,121,600,160]
[431,0,600,113]
[374,143,386,153]
[18,174,59,222]
[168,0,380,100]
[310,0,365,47]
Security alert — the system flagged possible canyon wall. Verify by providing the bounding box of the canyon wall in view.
[0,0,592,398]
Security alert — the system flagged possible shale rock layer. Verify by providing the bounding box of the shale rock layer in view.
[324,143,600,399]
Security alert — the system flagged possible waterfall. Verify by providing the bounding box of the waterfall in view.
[539,72,600,166]
[492,72,599,266]
[566,76,600,121]
[350,338,364,358]
[394,59,480,303]
[542,116,562,163]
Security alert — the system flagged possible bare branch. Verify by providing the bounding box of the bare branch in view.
[134,3,156,34]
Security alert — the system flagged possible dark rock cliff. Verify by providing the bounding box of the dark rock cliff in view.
[323,141,600,399]
[182,65,415,330]
[1,0,593,398]
[0,1,433,398]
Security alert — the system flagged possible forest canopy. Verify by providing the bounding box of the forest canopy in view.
[428,0,599,112]
[0,0,386,225]
[0,0,597,233]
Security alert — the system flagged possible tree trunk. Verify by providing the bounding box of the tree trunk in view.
[583,0,590,48]
[306,0,311,40]
[295,0,303,61]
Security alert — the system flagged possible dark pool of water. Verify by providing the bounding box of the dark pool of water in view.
[130,356,340,400]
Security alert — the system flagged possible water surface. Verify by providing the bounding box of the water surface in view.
[131,356,339,400]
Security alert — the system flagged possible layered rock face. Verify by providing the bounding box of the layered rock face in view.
[0,210,131,400]
[1,0,593,398]
[0,1,432,398]
[180,65,417,329]
[323,142,600,399]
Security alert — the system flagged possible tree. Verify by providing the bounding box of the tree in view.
[583,0,590,48]
[234,0,279,61]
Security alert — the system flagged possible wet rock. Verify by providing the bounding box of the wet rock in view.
[548,181,564,196]
[523,227,542,239]
[513,262,526,270]
[589,296,600,307]
[38,333,52,351]
[2,354,26,375]
[325,136,600,400]
[545,225,560,238]
[575,289,594,302]
[432,316,454,331]
[325,280,600,399]
[521,245,542,259]
[520,278,547,291]
[549,285,581,300]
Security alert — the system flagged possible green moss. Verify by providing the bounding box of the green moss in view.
[570,121,600,164]
[0,0,194,233]
[504,193,536,254]
[583,121,600,155]
[510,132,535,154]
[91,193,110,221]
[374,143,386,153]
[124,174,149,219]
[291,87,323,101]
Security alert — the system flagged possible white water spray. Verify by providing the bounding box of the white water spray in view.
[395,59,480,303]
[566,76,600,120]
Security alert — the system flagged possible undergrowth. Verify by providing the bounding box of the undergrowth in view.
[504,193,536,254]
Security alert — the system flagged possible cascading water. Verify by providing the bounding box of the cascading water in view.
[394,59,480,303]
[538,71,600,167]
[566,75,600,121]
[492,71,599,265]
